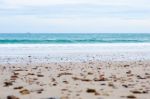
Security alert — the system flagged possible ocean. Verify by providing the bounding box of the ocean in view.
[0,33,150,44]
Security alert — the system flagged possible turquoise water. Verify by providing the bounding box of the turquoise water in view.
[0,33,150,44]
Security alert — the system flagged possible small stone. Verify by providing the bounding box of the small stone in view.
[137,75,146,79]
[124,65,130,67]
[4,81,13,87]
[127,95,136,98]
[37,74,44,77]
[14,86,23,90]
[122,84,128,88]
[37,89,44,94]
[57,72,72,77]
[28,73,35,75]
[88,72,93,75]
[108,82,114,87]
[10,75,18,80]
[20,89,30,95]
[7,95,19,99]
[126,70,131,74]
[86,88,96,93]
[94,77,107,81]
[62,80,69,84]
[131,90,141,94]
[142,90,148,94]
[81,78,92,82]
[72,77,81,80]
[13,72,19,76]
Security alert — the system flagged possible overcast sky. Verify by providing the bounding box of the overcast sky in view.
[0,0,150,33]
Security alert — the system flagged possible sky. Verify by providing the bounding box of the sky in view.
[0,0,150,33]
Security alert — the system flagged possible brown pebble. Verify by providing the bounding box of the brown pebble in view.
[14,86,23,90]
[131,90,141,94]
[28,73,35,75]
[127,95,136,98]
[37,74,44,77]
[81,78,92,82]
[57,72,72,77]
[37,89,44,94]
[124,65,130,67]
[86,88,96,93]
[4,81,13,87]
[126,70,131,74]
[20,89,30,95]
[88,72,93,75]
[7,95,19,99]
[137,75,146,79]
[122,84,128,88]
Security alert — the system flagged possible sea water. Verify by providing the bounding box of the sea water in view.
[0,33,150,44]
[0,33,150,63]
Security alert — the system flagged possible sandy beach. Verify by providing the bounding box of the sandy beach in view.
[0,60,150,99]
[0,44,150,99]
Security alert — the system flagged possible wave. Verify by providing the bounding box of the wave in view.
[0,39,147,44]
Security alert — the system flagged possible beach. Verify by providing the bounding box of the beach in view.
[0,44,150,99]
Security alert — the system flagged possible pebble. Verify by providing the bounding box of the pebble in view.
[4,81,13,87]
[86,88,96,93]
[7,95,19,99]
[127,95,136,98]
[19,89,30,95]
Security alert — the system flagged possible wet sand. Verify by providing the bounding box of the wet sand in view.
[0,59,150,99]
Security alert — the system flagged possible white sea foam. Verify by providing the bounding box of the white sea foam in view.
[0,43,150,63]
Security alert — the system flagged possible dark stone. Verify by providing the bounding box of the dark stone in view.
[7,95,19,99]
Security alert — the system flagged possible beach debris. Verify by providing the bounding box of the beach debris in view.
[145,73,150,75]
[126,70,131,74]
[124,65,130,67]
[19,89,30,95]
[14,69,24,71]
[72,76,92,82]
[122,84,128,88]
[108,82,115,88]
[37,74,44,77]
[126,95,136,98]
[37,88,44,94]
[48,97,58,99]
[86,88,100,96]
[61,89,68,91]
[62,80,69,84]
[7,95,19,99]
[28,73,35,75]
[53,83,57,86]
[86,88,96,93]
[57,72,72,77]
[13,72,19,76]
[143,90,148,94]
[10,75,18,80]
[87,72,93,75]
[81,78,92,82]
[14,86,23,90]
[72,77,81,80]
[94,76,107,81]
[4,81,13,87]
[131,90,148,94]
[131,90,141,94]
[136,75,146,79]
